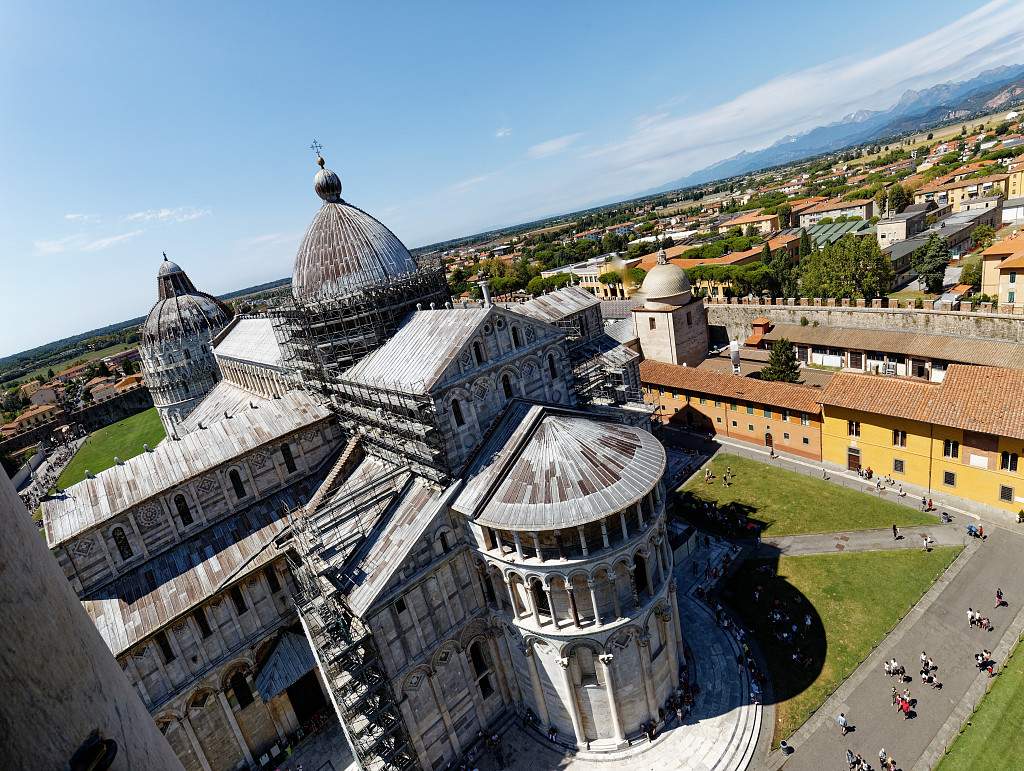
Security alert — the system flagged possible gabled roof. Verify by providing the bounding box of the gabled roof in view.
[453,402,665,530]
[342,305,561,394]
[214,317,284,368]
[42,389,331,547]
[510,285,599,324]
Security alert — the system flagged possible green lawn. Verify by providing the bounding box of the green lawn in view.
[681,453,937,536]
[57,408,165,488]
[938,638,1024,770]
[724,547,962,745]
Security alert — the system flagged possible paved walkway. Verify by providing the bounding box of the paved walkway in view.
[760,525,966,558]
[767,530,1024,771]
[476,539,762,771]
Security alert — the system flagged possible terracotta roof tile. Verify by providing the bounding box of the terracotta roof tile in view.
[639,360,822,415]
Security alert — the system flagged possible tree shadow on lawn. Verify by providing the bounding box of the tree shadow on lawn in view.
[717,545,826,713]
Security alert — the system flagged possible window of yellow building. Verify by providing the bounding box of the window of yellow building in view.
[848,420,861,437]
[1000,485,1014,503]
[943,440,959,459]
[762,409,771,418]
[943,470,956,486]
[801,413,810,426]
[1001,452,1018,472]
[893,458,905,473]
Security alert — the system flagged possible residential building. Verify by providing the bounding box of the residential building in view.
[639,361,823,459]
[798,198,874,227]
[1008,159,1024,199]
[1003,196,1024,225]
[980,232,1024,307]
[913,173,1009,212]
[29,384,59,405]
[1,403,62,436]
[87,376,118,401]
[723,210,780,236]
[876,203,931,248]
[18,380,41,399]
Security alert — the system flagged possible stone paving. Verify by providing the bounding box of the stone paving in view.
[760,524,966,558]
[471,539,762,771]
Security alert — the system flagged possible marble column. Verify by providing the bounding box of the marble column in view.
[566,585,581,628]
[217,690,255,766]
[525,646,550,727]
[544,586,556,627]
[533,533,543,562]
[600,520,610,548]
[180,716,213,771]
[636,637,658,722]
[577,526,589,556]
[610,574,623,620]
[504,575,521,617]
[587,580,601,625]
[598,654,625,743]
[513,532,525,560]
[558,658,586,746]
[528,582,541,626]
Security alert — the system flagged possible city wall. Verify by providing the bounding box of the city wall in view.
[704,297,1024,345]
[0,385,154,457]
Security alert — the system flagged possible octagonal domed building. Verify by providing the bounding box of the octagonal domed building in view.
[140,256,233,435]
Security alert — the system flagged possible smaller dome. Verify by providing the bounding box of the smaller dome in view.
[158,253,183,277]
[639,249,691,304]
[314,156,343,203]
[144,257,233,345]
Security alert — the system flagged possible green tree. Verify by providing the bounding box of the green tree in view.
[959,258,982,290]
[744,224,757,238]
[852,236,895,300]
[798,229,813,258]
[598,270,622,286]
[886,184,911,215]
[760,339,801,383]
[911,233,951,293]
[526,276,547,296]
[760,243,771,263]
[626,267,647,287]
[971,223,996,250]
[775,203,792,227]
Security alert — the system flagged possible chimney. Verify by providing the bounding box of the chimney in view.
[480,279,493,307]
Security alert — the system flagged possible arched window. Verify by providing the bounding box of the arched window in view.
[511,326,522,348]
[473,341,485,365]
[229,469,246,499]
[281,443,297,474]
[228,671,255,709]
[469,641,495,699]
[439,531,451,551]
[451,398,465,427]
[174,494,193,526]
[112,526,133,560]
[547,353,557,379]
[502,374,514,399]
[634,555,650,599]
[531,579,550,616]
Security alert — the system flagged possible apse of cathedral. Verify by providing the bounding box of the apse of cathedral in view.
[42,153,704,771]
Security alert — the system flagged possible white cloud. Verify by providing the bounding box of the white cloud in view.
[82,230,144,252]
[526,133,583,159]
[124,206,211,223]
[63,213,99,223]
[584,0,1024,194]
[33,229,144,255]
[238,232,298,249]
[495,127,512,138]
[449,173,495,192]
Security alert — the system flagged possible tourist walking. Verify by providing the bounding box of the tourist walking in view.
[879,748,887,767]
[968,607,975,627]
[892,524,899,540]
[836,712,850,735]
[996,587,1005,608]
[846,748,856,769]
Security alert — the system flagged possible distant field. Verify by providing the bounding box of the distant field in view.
[57,408,164,488]
[853,109,1010,167]
[4,342,135,387]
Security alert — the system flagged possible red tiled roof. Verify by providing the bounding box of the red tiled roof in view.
[802,198,873,215]
[639,360,822,415]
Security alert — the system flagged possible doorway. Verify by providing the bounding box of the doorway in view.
[287,670,329,726]
[847,447,861,472]
[764,432,773,448]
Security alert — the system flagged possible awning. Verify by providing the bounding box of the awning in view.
[255,631,318,701]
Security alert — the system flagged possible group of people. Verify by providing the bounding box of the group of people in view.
[967,607,994,631]
[975,650,996,678]
[846,747,899,770]
[704,465,735,487]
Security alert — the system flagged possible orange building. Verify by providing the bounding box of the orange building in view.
[639,361,823,460]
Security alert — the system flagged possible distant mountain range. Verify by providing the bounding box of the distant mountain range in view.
[650,64,1024,192]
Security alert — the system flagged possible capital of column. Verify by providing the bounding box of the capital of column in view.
[598,653,614,665]
[557,657,571,669]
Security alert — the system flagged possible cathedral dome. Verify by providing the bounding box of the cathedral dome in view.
[142,256,233,346]
[639,250,691,305]
[291,156,419,302]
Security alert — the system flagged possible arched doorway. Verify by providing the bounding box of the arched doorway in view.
[765,432,773,448]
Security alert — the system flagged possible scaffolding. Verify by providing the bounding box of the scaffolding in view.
[288,514,419,771]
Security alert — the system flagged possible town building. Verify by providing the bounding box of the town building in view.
[913,173,1009,212]
[723,210,779,236]
[29,383,59,405]
[630,251,709,367]
[139,257,234,436]
[1,402,62,437]
[980,233,1024,311]
[819,365,1024,514]
[875,202,932,248]
[797,198,874,227]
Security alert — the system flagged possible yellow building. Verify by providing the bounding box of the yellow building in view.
[913,173,1009,212]
[979,233,1024,310]
[819,365,1024,515]
[1008,159,1024,200]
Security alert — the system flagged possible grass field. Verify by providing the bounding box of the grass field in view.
[725,547,962,744]
[938,638,1024,769]
[681,453,937,536]
[3,342,135,388]
[57,408,165,488]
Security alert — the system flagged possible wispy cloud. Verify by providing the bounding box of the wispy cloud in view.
[83,230,143,252]
[64,213,99,223]
[584,0,1024,192]
[237,232,298,249]
[33,229,144,256]
[526,133,582,159]
[449,173,495,192]
[495,127,512,138]
[124,206,211,223]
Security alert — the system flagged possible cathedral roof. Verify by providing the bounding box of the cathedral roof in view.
[291,156,419,302]
[42,389,331,547]
[510,285,599,324]
[453,402,665,530]
[142,256,233,345]
[213,317,284,368]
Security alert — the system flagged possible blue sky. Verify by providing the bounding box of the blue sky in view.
[2,0,1023,356]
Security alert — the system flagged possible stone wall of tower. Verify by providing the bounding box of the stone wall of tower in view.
[633,297,709,367]
[470,479,684,750]
[141,333,224,436]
